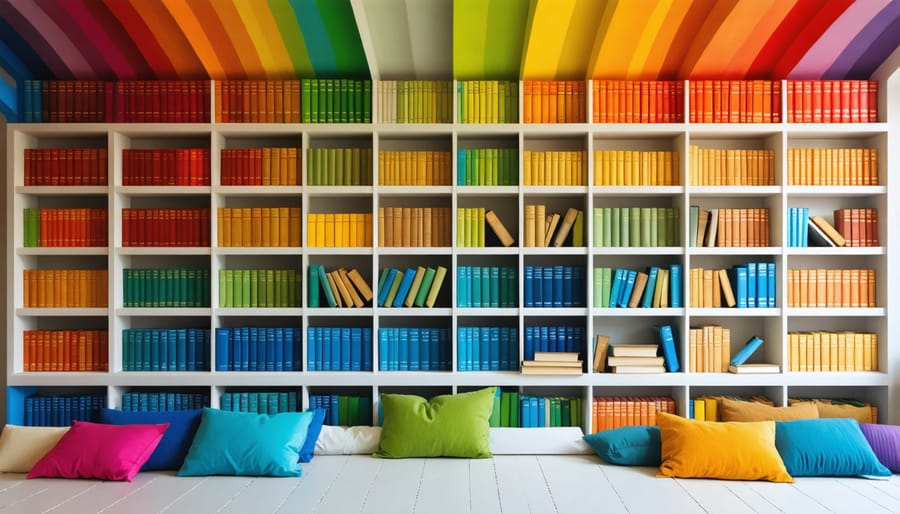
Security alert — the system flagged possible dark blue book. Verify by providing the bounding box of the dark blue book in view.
[158,330,168,371]
[151,330,161,371]
[657,324,680,372]
[539,326,550,353]
[187,329,197,371]
[534,266,544,307]
[340,328,351,371]
[669,264,683,308]
[307,327,317,371]
[490,327,500,370]
[420,329,431,371]
[362,328,372,371]
[248,327,258,371]
[553,265,564,307]
[322,328,332,371]
[330,328,341,371]
[542,266,554,308]
[562,266,573,307]
[392,268,418,308]
[272,328,282,372]
[215,328,230,371]
[165,329,176,371]
[409,328,420,371]
[378,328,388,371]
[435,329,445,370]
[350,328,362,371]
[240,327,250,371]
[524,266,534,307]
[730,336,764,366]
[524,326,534,361]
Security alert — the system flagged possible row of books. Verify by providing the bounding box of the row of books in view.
[214,80,301,123]
[688,263,776,309]
[593,207,680,247]
[220,391,300,415]
[517,396,583,427]
[220,147,299,186]
[23,394,105,427]
[122,148,210,186]
[593,150,678,186]
[122,268,210,308]
[834,208,879,247]
[690,397,878,422]
[785,80,878,123]
[122,328,210,372]
[376,266,447,309]
[306,212,372,247]
[523,265,586,308]
[523,326,585,361]
[456,265,517,308]
[592,81,683,124]
[787,147,878,186]
[378,150,451,186]
[374,80,453,124]
[690,207,771,247]
[218,269,301,308]
[23,148,107,186]
[457,327,519,372]
[309,394,372,427]
[214,327,300,372]
[688,80,781,123]
[689,325,733,373]
[377,207,451,247]
[522,151,587,186]
[23,269,108,308]
[376,327,451,372]
[789,208,820,247]
[457,148,518,186]
[786,268,876,308]
[456,207,491,247]
[22,330,108,372]
[217,207,301,247]
[787,331,878,372]
[458,80,519,124]
[523,80,586,124]
[22,79,211,123]
[23,208,108,247]
[523,206,582,247]
[302,79,371,124]
[307,147,373,186]
[307,327,373,372]
[121,392,209,412]
[122,208,210,247]
[593,265,683,309]
[688,147,775,186]
[308,265,374,308]
[592,396,676,432]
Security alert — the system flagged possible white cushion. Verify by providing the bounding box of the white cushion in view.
[315,425,382,455]
[489,427,593,455]
[0,425,69,472]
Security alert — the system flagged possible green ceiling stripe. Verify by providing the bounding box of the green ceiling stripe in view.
[483,0,530,79]
[286,0,335,77]
[453,0,491,79]
[315,0,369,78]
[271,0,314,77]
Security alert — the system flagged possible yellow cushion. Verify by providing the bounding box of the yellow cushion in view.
[719,399,819,422]
[657,412,793,482]
[814,402,873,423]
[0,425,69,472]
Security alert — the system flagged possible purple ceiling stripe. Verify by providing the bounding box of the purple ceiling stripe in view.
[39,0,114,79]
[845,13,900,78]
[0,1,71,77]
[9,0,94,76]
[824,1,900,78]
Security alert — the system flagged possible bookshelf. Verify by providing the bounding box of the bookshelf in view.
[6,75,898,429]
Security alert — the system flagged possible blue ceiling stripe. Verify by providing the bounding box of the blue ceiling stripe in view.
[288,0,337,76]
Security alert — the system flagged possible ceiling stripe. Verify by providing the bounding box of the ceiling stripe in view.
[82,1,151,80]
[843,8,900,78]
[160,0,224,79]
[790,0,889,78]
[770,0,852,78]
[590,0,659,79]
[0,14,51,78]
[10,0,94,76]
[657,0,715,79]
[406,0,453,79]
[481,0,527,79]
[287,0,334,76]
[211,1,265,78]
[825,0,900,78]
[46,2,116,79]
[103,0,177,79]
[453,0,490,79]
[316,0,369,78]
[189,0,245,79]
[625,0,675,79]
[639,0,691,80]
[554,0,603,80]
[746,0,834,78]
[676,0,738,79]
[361,0,413,79]
[522,0,578,79]
[232,0,291,78]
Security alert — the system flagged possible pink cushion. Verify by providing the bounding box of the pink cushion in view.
[27,421,168,481]
[859,423,900,473]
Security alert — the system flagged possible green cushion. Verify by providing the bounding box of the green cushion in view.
[375,387,496,458]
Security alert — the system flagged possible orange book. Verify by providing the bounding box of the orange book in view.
[278,207,289,247]
[289,207,301,247]
[337,268,363,308]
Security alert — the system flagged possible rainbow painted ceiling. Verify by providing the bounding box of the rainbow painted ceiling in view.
[1,0,899,119]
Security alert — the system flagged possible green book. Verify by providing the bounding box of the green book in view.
[343,148,353,185]
[592,208,602,247]
[310,79,320,123]
[218,270,227,308]
[347,395,359,426]
[489,148,498,185]
[308,265,319,307]
[306,148,316,185]
[363,80,371,123]
[351,148,361,185]
[414,267,436,307]
[277,270,287,307]
[338,395,349,425]
[630,207,641,247]
[641,207,652,247]
[489,388,501,427]
[689,205,699,246]
[384,270,405,307]
[325,148,336,185]
[500,391,510,427]
[650,208,660,246]
[509,392,519,427]
[288,269,298,307]
[232,270,243,307]
[572,210,584,247]
[671,208,679,246]
[265,269,275,307]
[353,80,362,122]
[552,398,561,427]
[250,269,259,307]
[301,79,311,123]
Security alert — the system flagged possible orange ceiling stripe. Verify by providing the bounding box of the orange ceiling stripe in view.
[555,0,605,80]
[585,1,620,78]
[690,0,783,78]
[727,0,798,78]
[590,0,658,78]
[160,0,224,78]
[639,0,692,80]
[232,0,293,78]
[187,0,245,80]
[676,0,738,79]
[125,0,205,78]
[625,0,676,79]
[212,1,265,78]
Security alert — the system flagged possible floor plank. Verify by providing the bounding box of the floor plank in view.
[163,475,253,513]
[414,459,471,514]
[746,480,833,513]
[467,459,502,514]
[315,455,385,513]
[0,478,99,513]
[602,466,705,514]
[98,473,209,514]
[218,476,302,513]
[715,481,786,514]
[46,473,158,513]
[275,455,350,513]
[359,458,419,514]
[539,455,627,514]
[795,478,898,513]
[493,456,557,513]
[674,478,757,514]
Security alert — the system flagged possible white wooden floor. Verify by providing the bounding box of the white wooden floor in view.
[0,455,898,514]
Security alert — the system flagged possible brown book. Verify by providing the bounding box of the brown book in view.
[695,209,709,247]
[811,215,846,246]
[544,213,561,246]
[627,271,649,307]
[337,269,364,307]
[593,334,610,372]
[484,209,514,247]
[552,207,579,247]
[346,269,373,302]
[534,204,546,247]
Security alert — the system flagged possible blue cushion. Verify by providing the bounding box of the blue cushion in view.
[775,418,891,477]
[299,409,326,463]
[583,426,661,466]
[177,408,314,477]
[98,408,202,470]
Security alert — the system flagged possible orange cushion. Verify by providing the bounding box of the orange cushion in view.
[719,399,819,422]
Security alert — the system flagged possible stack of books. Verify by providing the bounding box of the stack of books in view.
[521,351,583,375]
[607,344,665,373]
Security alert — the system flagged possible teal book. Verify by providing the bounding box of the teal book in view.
[377,268,398,307]
[489,266,500,308]
[641,266,659,308]
[608,268,625,309]
[731,335,764,366]
[316,265,337,307]
[414,267,436,307]
[618,270,637,307]
[392,268,417,308]
[657,324,680,372]
[489,387,501,427]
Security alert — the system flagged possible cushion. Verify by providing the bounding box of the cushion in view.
[27,421,168,481]
[719,398,819,422]
[375,387,495,458]
[775,419,891,477]
[491,427,592,455]
[583,425,661,466]
[858,423,900,473]
[299,409,326,463]
[0,425,69,472]
[177,408,314,477]
[814,402,874,423]
[98,408,202,470]
[315,425,382,455]
[657,412,792,482]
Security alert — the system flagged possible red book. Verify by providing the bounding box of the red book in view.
[840,80,851,122]
[850,81,860,122]
[867,81,878,121]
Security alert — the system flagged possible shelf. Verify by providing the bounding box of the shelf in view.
[523,308,589,317]
[456,247,518,256]
[522,247,588,256]
[306,308,375,317]
[522,186,589,196]
[591,247,681,256]
[214,308,303,317]
[304,247,373,256]
[115,308,212,317]
[786,308,885,317]
[376,308,452,317]
[214,247,303,256]
[377,186,451,196]
[17,247,108,256]
[591,308,684,317]
[16,308,109,317]
[786,247,884,256]
[304,186,373,196]
[688,247,782,256]
[689,308,781,317]
[214,185,303,196]
[16,186,108,195]
[456,308,519,317]
[591,186,683,196]
[117,186,211,196]
[378,247,451,256]
[455,186,518,195]
[118,247,211,256]
[784,186,885,197]
[686,124,783,137]
[688,186,781,197]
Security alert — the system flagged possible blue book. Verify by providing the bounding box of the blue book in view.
[457,266,469,307]
[767,262,776,307]
[272,328,282,372]
[608,269,626,308]
[240,327,250,371]
[553,265,564,307]
[187,329,197,371]
[388,328,399,371]
[489,267,500,308]
[618,270,637,307]
[757,262,768,308]
[164,329,176,371]
[282,328,293,371]
[734,266,748,308]
[307,327,317,371]
[668,264,682,308]
[730,336,764,366]
[480,327,491,370]
[332,328,342,370]
[746,262,757,308]
[322,328,332,371]
[547,326,558,353]
[641,266,659,308]
[392,268,418,308]
[658,324,680,372]
[542,266,554,308]
[471,333,481,371]
[158,330,169,371]
[420,329,431,371]
[409,328,420,371]
[456,328,466,371]
[350,328,362,371]
[377,268,398,307]
[802,208,809,247]
[398,328,409,371]
[489,327,500,370]
[524,326,534,361]
[788,208,796,246]
[150,330,160,371]
[523,266,534,307]
[248,327,258,371]
[340,328,351,371]
[439,329,449,370]
[377,328,389,371]
[457,148,466,185]
[472,266,482,307]
[539,326,550,353]
[230,329,241,372]
[532,266,543,307]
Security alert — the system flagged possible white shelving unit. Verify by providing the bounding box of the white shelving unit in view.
[6,76,898,428]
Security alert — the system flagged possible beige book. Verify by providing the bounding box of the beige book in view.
[534,204,546,247]
[331,271,355,307]
[403,266,426,307]
[552,207,579,247]
[718,269,736,307]
[534,351,579,362]
[524,205,536,247]
[520,365,583,375]
[811,215,846,246]
[325,272,343,307]
[338,269,364,307]
[628,272,649,307]
[544,213,561,246]
[347,268,373,301]
[484,210,514,247]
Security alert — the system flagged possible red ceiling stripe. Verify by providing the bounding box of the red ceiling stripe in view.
[37,2,112,78]
[125,0,205,79]
[746,0,840,78]
[102,0,176,79]
[54,1,134,80]
[82,0,153,79]
[771,0,854,78]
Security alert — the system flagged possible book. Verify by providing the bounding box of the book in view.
[810,215,846,246]
[718,269,736,307]
[543,213,560,246]
[657,324,680,372]
[403,266,426,307]
[533,351,579,362]
[592,334,610,372]
[730,335,764,366]
[610,365,666,374]
[424,266,447,308]
[607,356,665,366]
[521,359,582,368]
[520,364,583,375]
[552,208,579,247]
[347,269,373,302]
[728,363,780,374]
[484,210,514,247]
[609,344,658,357]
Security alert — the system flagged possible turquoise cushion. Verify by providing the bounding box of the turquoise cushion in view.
[583,426,661,466]
[775,418,891,477]
[178,408,314,477]
[98,408,202,470]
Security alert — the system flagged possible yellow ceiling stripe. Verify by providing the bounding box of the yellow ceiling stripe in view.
[641,0,692,80]
[590,0,656,78]
[232,0,291,78]
[690,0,777,78]
[554,0,605,80]
[626,0,674,79]
[522,0,578,79]
[214,1,265,78]
[160,0,225,78]
[453,0,490,79]
[586,0,622,78]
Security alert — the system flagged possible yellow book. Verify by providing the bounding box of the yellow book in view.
[534,204,545,247]
[347,269,373,302]
[384,269,405,307]
[484,210,514,247]
[220,208,232,247]
[315,212,326,247]
[404,266,426,307]
[269,208,280,247]
[325,271,343,308]
[524,205,536,247]
[456,208,465,247]
[307,213,318,247]
[693,399,706,421]
[338,268,364,307]
[477,207,485,247]
[289,207,301,247]
[340,213,351,247]
[324,213,335,247]
[365,212,373,246]
[349,213,358,247]
[424,265,447,308]
[544,212,560,247]
[250,208,262,246]
[704,398,718,422]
